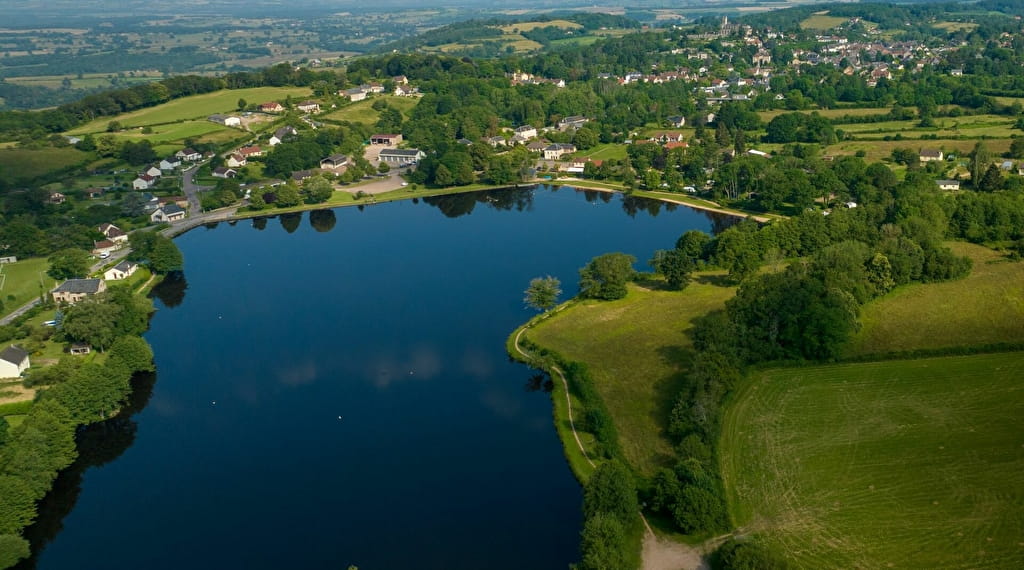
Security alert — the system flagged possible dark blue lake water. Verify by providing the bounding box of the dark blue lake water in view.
[23,186,729,569]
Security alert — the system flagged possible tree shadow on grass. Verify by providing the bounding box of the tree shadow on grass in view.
[694,273,732,287]
[647,344,698,468]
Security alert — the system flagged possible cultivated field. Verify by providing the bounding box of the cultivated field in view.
[0,147,94,184]
[528,277,736,475]
[66,86,312,134]
[846,243,1024,357]
[0,257,56,320]
[720,352,1024,568]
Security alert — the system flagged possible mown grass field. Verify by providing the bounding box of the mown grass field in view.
[800,13,847,30]
[67,86,312,133]
[496,20,582,33]
[827,138,1011,162]
[721,352,1024,569]
[846,243,1024,357]
[575,143,628,161]
[838,114,1018,139]
[0,257,58,320]
[0,147,94,183]
[109,120,232,146]
[323,95,419,125]
[528,278,736,475]
[756,107,890,122]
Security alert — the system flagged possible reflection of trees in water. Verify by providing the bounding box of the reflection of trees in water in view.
[148,271,188,308]
[202,222,220,231]
[524,373,554,393]
[252,216,270,231]
[308,209,337,233]
[707,211,741,234]
[621,195,663,218]
[423,186,536,218]
[279,212,302,234]
[14,372,157,570]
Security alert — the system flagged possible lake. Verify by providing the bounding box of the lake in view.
[22,186,730,569]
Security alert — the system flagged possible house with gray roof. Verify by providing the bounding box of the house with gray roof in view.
[378,148,426,165]
[151,204,186,223]
[52,279,107,305]
[0,345,29,379]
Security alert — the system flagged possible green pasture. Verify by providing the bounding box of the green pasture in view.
[757,107,891,122]
[323,95,419,125]
[575,143,628,161]
[846,243,1024,357]
[67,86,312,134]
[838,115,1017,139]
[721,352,1024,568]
[528,278,737,475]
[827,138,1011,162]
[0,257,56,320]
[110,120,233,146]
[0,147,94,184]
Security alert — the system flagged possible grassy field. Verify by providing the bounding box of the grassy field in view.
[800,13,847,30]
[757,107,890,122]
[0,257,57,320]
[827,138,1011,162]
[837,114,1018,139]
[109,120,233,146]
[497,20,582,33]
[721,352,1024,568]
[323,95,419,125]
[67,86,312,134]
[933,21,979,32]
[575,143,628,161]
[0,147,95,184]
[846,243,1024,357]
[7,72,161,90]
[528,278,736,475]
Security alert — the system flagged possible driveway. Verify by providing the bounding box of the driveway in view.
[342,168,410,195]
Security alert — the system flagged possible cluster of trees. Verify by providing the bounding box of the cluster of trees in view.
[60,287,152,351]
[578,461,643,570]
[127,231,183,274]
[0,335,155,568]
[764,112,837,145]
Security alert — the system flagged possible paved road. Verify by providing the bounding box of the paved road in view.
[182,164,213,213]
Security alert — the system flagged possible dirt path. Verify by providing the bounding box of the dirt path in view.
[513,321,714,570]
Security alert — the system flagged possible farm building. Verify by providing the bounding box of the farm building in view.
[0,345,29,379]
[378,148,426,165]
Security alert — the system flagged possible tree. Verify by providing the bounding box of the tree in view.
[122,192,147,217]
[651,249,694,290]
[433,164,454,187]
[302,176,333,204]
[149,236,183,274]
[47,248,92,280]
[578,513,628,570]
[971,141,991,188]
[1009,138,1024,159]
[583,460,639,524]
[107,336,155,373]
[676,230,711,261]
[579,253,636,300]
[275,183,302,207]
[523,276,561,312]
[237,98,247,111]
[377,162,390,175]
[61,300,120,350]
[978,163,1003,192]
[0,534,31,568]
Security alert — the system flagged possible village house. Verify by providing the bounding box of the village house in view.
[226,153,247,168]
[513,125,538,140]
[176,148,202,162]
[341,88,366,102]
[52,279,107,305]
[664,141,689,151]
[139,192,161,211]
[937,179,960,190]
[296,101,321,113]
[133,174,157,190]
[666,115,686,128]
[69,343,91,356]
[269,126,298,146]
[319,154,349,170]
[370,134,403,145]
[159,156,182,171]
[394,85,418,97]
[543,143,577,160]
[292,169,317,183]
[258,102,284,113]
[144,165,162,178]
[919,149,944,162]
[92,239,119,256]
[486,136,507,147]
[48,191,66,205]
[526,140,550,153]
[393,75,408,85]
[0,345,29,379]
[98,223,128,243]
[238,146,263,158]
[212,167,237,179]
[557,116,588,131]
[378,148,426,165]
[151,204,186,223]
[651,132,686,143]
[366,83,385,94]
[103,260,139,281]
[86,187,106,199]
[209,114,241,127]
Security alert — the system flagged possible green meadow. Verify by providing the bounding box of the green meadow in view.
[721,352,1024,568]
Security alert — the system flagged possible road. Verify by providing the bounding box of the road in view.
[182,163,213,213]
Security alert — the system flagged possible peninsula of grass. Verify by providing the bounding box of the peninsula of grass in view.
[526,277,736,476]
[845,243,1024,357]
[720,352,1024,569]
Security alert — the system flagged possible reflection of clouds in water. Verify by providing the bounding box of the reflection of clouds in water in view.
[460,347,493,379]
[279,360,319,387]
[366,344,443,388]
[480,389,521,421]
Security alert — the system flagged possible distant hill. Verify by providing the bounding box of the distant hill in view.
[379,12,641,58]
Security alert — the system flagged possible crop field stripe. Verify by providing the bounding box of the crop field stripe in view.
[721,352,1024,568]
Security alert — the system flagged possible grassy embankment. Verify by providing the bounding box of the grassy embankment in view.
[0,147,96,185]
[322,95,420,124]
[524,275,737,477]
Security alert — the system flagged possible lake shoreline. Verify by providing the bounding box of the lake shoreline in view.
[166,180,764,239]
